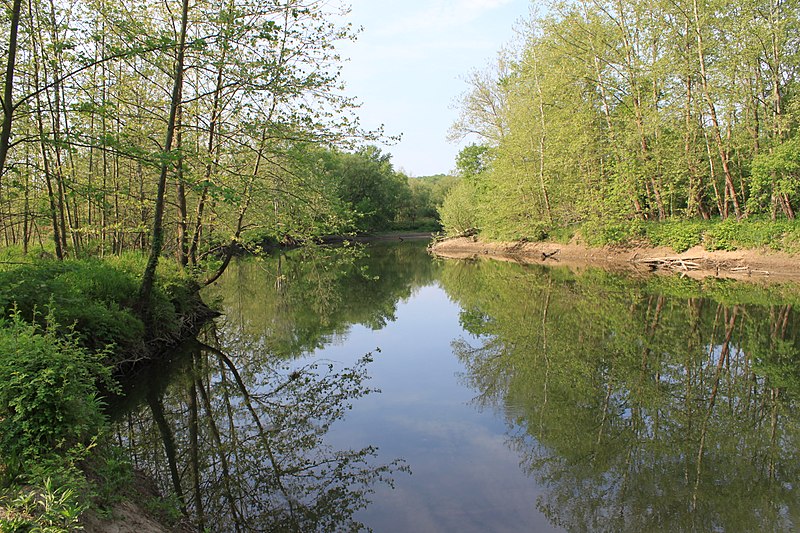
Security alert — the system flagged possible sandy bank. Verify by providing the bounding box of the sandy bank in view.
[430,237,800,283]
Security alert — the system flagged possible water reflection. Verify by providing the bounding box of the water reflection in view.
[116,334,408,532]
[114,243,800,532]
[206,242,440,358]
[113,243,435,531]
[442,260,800,532]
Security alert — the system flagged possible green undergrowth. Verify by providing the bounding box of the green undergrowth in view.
[0,312,129,532]
[0,251,204,531]
[0,252,197,365]
[469,217,800,253]
[639,217,800,253]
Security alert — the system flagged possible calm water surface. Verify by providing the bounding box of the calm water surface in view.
[115,241,800,532]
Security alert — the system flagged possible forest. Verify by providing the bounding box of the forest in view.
[441,0,800,246]
[0,0,449,270]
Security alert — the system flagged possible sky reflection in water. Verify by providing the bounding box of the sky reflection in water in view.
[318,284,558,532]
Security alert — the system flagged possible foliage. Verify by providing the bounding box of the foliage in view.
[442,0,800,239]
[438,179,483,235]
[749,138,800,213]
[302,146,451,234]
[405,174,458,226]
[455,144,492,179]
[560,217,800,253]
[0,311,113,532]
[0,311,111,473]
[0,0,372,286]
[702,217,743,251]
[644,219,707,252]
[581,217,644,247]
[319,146,411,232]
[0,256,192,359]
[1,474,88,533]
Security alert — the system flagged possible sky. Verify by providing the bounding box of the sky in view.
[334,0,531,177]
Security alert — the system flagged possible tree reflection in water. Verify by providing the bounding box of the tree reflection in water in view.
[113,243,434,532]
[113,243,800,531]
[443,261,800,532]
[115,328,407,532]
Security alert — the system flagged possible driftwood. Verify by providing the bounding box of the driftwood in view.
[729,266,771,276]
[542,249,560,261]
[633,256,771,276]
[633,256,701,271]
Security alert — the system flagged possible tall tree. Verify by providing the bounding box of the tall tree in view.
[137,0,190,315]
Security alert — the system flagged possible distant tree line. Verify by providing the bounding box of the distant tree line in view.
[442,0,800,241]
[310,145,456,233]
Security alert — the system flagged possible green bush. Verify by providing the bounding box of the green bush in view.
[781,225,800,254]
[0,311,111,475]
[645,220,706,252]
[581,218,644,247]
[0,261,144,355]
[386,218,442,232]
[1,473,88,532]
[0,255,195,358]
[547,225,577,244]
[439,180,482,235]
[701,217,799,252]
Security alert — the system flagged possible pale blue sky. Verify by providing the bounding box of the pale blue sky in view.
[336,0,531,177]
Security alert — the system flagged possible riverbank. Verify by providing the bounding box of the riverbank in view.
[430,237,800,282]
[0,254,216,532]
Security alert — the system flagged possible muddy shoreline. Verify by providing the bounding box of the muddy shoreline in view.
[430,237,800,283]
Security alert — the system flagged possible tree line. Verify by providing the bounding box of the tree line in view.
[442,0,800,241]
[0,0,459,319]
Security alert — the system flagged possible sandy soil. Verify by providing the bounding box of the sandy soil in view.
[81,501,174,533]
[430,237,800,283]
[80,471,193,533]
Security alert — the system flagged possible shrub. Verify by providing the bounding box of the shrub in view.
[548,225,578,244]
[0,311,111,475]
[581,218,644,247]
[439,180,482,236]
[0,256,195,357]
[645,220,706,252]
[701,217,799,252]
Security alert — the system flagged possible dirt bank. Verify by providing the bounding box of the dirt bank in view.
[80,471,193,533]
[430,237,800,282]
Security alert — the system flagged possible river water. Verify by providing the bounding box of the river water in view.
[114,240,800,532]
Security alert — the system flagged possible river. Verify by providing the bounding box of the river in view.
[113,240,800,532]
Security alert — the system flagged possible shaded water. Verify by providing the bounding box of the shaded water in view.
[114,241,800,532]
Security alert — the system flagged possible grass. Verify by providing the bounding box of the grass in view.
[0,249,205,531]
[533,217,800,253]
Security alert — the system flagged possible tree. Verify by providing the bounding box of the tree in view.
[442,0,800,240]
[321,146,411,232]
[0,0,22,185]
[137,0,191,317]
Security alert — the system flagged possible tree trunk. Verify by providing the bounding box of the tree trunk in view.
[0,0,22,183]
[692,0,742,219]
[138,0,190,319]
[175,104,189,267]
